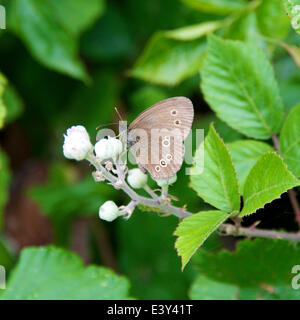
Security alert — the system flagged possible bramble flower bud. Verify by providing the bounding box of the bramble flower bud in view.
[156,174,177,187]
[99,200,120,222]
[127,168,148,189]
[63,125,92,161]
[94,137,123,160]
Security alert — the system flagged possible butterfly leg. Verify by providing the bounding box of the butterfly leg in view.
[138,164,148,174]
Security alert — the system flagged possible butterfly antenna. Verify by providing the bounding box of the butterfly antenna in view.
[115,107,123,121]
[96,122,118,130]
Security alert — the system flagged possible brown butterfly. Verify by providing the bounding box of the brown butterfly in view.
[126,97,194,179]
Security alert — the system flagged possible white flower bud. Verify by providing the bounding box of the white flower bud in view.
[127,168,148,189]
[63,125,92,161]
[99,200,120,222]
[95,137,123,160]
[156,174,177,187]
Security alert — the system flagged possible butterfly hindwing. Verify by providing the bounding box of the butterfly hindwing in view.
[128,97,194,179]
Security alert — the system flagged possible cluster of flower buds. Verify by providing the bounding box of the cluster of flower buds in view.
[63,125,178,223]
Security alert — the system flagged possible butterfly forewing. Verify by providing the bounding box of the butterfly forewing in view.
[128,97,194,179]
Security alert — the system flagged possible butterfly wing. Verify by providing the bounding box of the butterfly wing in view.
[128,97,194,179]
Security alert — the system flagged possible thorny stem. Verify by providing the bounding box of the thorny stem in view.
[87,153,191,219]
[220,224,300,241]
[87,146,300,241]
[272,134,300,228]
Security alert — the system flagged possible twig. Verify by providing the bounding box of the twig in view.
[144,185,161,203]
[220,224,300,241]
[288,189,300,227]
[87,153,191,219]
[271,134,280,151]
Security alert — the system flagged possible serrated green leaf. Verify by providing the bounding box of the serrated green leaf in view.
[181,0,247,15]
[0,246,131,299]
[7,0,104,81]
[201,36,284,139]
[189,275,238,300]
[228,140,274,194]
[191,124,240,213]
[279,103,300,177]
[131,20,223,86]
[174,210,229,269]
[0,148,11,230]
[283,0,300,35]
[240,152,300,216]
[193,238,300,299]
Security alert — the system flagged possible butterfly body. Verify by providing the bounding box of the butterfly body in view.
[127,97,194,179]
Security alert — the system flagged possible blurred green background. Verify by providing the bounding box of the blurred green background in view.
[0,0,300,300]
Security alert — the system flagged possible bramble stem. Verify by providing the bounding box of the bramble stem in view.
[87,153,191,219]
[88,150,300,241]
[220,224,300,241]
[288,189,300,227]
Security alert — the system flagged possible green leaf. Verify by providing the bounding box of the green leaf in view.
[283,0,300,35]
[0,246,131,299]
[240,152,300,216]
[228,140,274,194]
[174,210,229,269]
[279,103,300,177]
[189,275,238,300]
[191,124,240,213]
[193,238,300,299]
[0,148,11,230]
[201,36,284,139]
[131,20,226,86]
[181,0,247,15]
[7,0,104,81]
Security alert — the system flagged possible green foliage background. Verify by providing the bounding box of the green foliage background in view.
[0,0,299,300]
